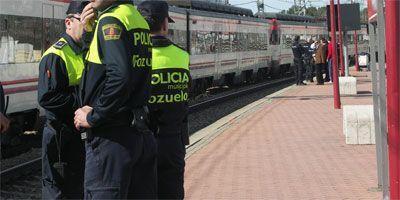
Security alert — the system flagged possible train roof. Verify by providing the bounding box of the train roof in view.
[255,12,323,23]
[169,6,325,27]
[134,0,325,27]
[169,5,267,24]
[167,0,254,17]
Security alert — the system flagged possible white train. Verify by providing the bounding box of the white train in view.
[0,0,368,133]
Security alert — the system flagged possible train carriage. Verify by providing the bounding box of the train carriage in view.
[1,0,69,131]
[0,0,368,137]
[181,8,270,87]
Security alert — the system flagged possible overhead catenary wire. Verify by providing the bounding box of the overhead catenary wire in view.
[264,4,283,11]
[232,0,257,6]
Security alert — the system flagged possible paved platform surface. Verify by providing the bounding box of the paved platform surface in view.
[185,71,382,199]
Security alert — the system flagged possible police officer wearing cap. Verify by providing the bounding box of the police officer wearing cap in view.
[292,35,306,85]
[138,1,190,199]
[74,0,156,198]
[38,1,89,198]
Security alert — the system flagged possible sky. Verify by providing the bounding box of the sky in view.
[228,0,365,13]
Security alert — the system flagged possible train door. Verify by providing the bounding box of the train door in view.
[42,3,64,52]
[269,19,281,66]
[235,32,242,71]
[214,31,222,81]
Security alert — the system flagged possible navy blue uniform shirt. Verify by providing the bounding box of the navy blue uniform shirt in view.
[38,33,83,126]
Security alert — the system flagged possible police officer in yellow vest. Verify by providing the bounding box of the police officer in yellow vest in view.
[38,1,89,199]
[138,1,190,199]
[74,0,156,199]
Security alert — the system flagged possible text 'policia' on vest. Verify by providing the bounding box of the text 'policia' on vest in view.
[148,36,190,135]
[81,2,152,129]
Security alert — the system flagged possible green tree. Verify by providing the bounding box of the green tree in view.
[280,5,327,19]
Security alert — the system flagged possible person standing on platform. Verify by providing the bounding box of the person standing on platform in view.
[38,1,89,198]
[74,0,157,198]
[314,38,328,85]
[292,35,306,85]
[138,1,190,199]
[326,37,333,83]
[303,39,314,82]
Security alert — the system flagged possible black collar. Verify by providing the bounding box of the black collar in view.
[151,36,173,48]
[98,1,134,16]
[62,33,82,55]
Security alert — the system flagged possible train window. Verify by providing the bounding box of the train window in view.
[1,15,43,64]
[190,30,218,55]
[247,33,257,51]
[0,14,66,64]
[220,33,232,53]
[192,31,204,55]
[241,33,248,51]
[168,29,187,51]
[189,30,270,54]
[281,35,292,49]
[231,32,239,52]
[2,19,7,30]
[260,33,268,50]
[208,32,218,53]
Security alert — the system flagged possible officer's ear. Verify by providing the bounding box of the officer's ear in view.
[65,17,72,30]
[161,18,169,33]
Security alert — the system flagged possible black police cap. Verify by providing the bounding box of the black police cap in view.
[137,0,174,23]
[66,0,90,15]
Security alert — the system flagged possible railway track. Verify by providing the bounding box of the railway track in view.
[0,76,294,199]
[189,77,294,113]
[0,158,42,199]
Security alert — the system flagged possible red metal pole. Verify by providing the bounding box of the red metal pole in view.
[337,0,345,76]
[330,0,341,109]
[385,1,400,199]
[354,30,359,71]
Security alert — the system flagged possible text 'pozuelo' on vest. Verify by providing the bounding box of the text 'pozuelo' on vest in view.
[132,55,151,68]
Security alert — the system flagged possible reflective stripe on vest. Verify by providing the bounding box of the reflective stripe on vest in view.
[86,4,150,64]
[42,38,84,86]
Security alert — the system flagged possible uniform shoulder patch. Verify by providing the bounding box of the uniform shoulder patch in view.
[102,24,122,41]
[53,40,67,49]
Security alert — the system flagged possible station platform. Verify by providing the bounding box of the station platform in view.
[185,71,381,199]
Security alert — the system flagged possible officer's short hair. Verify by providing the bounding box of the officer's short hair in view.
[143,16,164,32]
[66,1,89,15]
[138,1,174,33]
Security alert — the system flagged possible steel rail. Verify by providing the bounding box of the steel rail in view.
[1,157,41,184]
[189,77,295,113]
